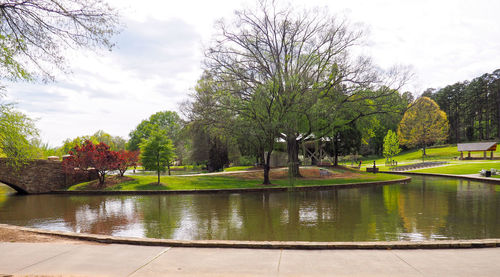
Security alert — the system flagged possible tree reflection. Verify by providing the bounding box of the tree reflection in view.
[0,194,143,236]
[0,176,499,241]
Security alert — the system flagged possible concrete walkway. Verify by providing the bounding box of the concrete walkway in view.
[1,242,500,276]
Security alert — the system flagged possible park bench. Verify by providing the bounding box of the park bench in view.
[319,169,331,177]
[366,167,379,173]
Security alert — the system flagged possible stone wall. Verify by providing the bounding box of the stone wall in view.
[0,158,97,194]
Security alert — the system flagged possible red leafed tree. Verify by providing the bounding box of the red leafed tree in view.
[115,150,140,176]
[62,140,118,186]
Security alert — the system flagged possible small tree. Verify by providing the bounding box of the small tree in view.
[398,97,449,161]
[139,130,176,185]
[115,150,140,177]
[0,100,39,167]
[383,130,401,163]
[62,140,118,186]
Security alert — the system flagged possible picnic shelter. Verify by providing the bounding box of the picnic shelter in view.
[457,142,497,160]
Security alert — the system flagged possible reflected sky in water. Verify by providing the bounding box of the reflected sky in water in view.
[0,176,499,242]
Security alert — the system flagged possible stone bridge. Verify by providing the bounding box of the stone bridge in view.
[0,158,96,194]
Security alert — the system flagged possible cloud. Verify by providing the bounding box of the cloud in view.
[5,16,203,146]
[4,0,500,145]
[113,18,202,79]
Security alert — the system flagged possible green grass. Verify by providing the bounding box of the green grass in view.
[170,165,204,171]
[364,145,463,167]
[409,161,500,175]
[338,145,461,172]
[132,170,205,176]
[131,165,207,176]
[68,169,406,191]
[223,166,254,172]
[352,144,500,172]
[131,165,253,176]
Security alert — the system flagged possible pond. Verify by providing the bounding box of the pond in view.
[0,175,499,242]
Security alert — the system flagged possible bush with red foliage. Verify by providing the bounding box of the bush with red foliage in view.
[115,150,140,176]
[62,140,118,186]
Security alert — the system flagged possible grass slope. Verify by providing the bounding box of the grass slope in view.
[409,162,500,175]
[68,168,405,191]
[223,166,254,172]
[367,145,464,166]
[359,144,500,171]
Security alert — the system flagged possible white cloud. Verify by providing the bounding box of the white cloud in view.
[4,0,500,146]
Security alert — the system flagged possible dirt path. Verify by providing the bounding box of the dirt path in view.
[0,225,92,244]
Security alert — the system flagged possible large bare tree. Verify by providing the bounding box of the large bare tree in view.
[204,1,409,182]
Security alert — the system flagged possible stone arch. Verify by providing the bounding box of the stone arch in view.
[0,179,28,194]
[0,158,97,194]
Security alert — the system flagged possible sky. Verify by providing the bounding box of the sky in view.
[5,0,500,147]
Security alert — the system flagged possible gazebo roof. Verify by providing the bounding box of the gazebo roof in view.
[457,142,497,152]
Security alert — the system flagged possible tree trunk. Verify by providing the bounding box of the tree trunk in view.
[157,153,160,185]
[167,160,171,176]
[286,134,301,178]
[497,87,500,138]
[478,110,484,140]
[422,145,426,162]
[98,173,105,187]
[263,151,272,185]
[486,105,490,139]
[259,147,265,166]
[333,134,339,166]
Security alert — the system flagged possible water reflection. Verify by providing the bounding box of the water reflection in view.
[0,176,499,242]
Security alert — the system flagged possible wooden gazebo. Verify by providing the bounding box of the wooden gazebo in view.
[457,142,497,160]
[301,138,334,166]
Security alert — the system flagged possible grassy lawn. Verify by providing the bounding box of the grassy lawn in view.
[353,145,460,168]
[131,165,207,176]
[353,144,500,172]
[223,166,255,172]
[408,162,500,175]
[170,165,204,171]
[341,146,459,172]
[68,168,406,191]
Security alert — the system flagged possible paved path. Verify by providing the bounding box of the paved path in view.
[1,242,500,276]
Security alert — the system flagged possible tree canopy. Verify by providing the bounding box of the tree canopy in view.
[139,130,176,185]
[199,1,409,182]
[128,111,183,149]
[60,130,126,155]
[0,95,38,165]
[0,0,119,81]
[398,97,449,157]
[383,130,401,162]
[62,140,117,186]
[428,69,500,142]
[0,0,119,164]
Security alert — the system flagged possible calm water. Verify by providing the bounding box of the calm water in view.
[0,176,499,242]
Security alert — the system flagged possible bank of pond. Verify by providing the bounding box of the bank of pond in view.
[0,175,499,242]
[68,167,404,191]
